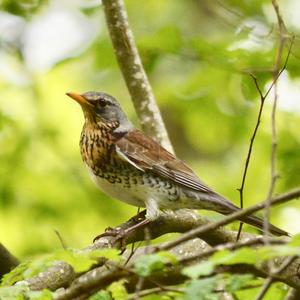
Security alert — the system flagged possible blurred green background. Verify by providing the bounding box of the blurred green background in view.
[0,0,300,258]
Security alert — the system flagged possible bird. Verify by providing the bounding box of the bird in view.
[66,91,288,237]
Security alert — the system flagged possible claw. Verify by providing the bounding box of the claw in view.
[93,227,124,243]
[93,227,128,253]
[93,217,151,250]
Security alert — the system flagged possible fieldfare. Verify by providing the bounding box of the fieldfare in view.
[66,91,288,237]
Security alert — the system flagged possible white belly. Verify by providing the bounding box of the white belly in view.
[87,167,146,207]
[85,164,185,220]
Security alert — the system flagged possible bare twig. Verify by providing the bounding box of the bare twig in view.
[236,31,293,241]
[179,236,287,266]
[159,187,300,252]
[54,230,68,250]
[102,0,174,153]
[134,227,151,299]
[128,286,183,300]
[124,207,142,266]
[255,256,297,300]
[262,0,289,276]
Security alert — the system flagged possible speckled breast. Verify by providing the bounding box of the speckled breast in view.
[80,123,180,208]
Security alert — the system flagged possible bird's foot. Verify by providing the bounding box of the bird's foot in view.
[93,218,151,252]
[93,226,124,241]
[93,227,131,253]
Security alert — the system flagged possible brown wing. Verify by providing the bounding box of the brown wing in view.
[115,129,214,194]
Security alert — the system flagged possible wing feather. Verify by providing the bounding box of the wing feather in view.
[115,130,214,194]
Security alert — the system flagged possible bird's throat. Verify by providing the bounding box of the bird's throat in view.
[79,121,120,173]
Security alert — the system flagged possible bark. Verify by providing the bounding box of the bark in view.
[20,185,300,295]
[102,0,174,153]
[0,243,19,278]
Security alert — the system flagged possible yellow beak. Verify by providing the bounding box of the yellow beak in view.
[66,92,93,108]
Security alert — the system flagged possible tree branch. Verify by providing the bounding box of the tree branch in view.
[159,187,300,251]
[20,187,300,295]
[285,288,300,300]
[0,243,19,278]
[53,237,300,300]
[102,0,174,153]
[255,256,297,300]
[27,262,75,291]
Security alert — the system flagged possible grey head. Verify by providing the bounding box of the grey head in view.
[67,91,133,132]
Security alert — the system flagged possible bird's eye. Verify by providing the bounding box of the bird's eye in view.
[97,100,108,108]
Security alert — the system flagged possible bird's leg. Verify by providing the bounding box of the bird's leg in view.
[93,210,147,240]
[112,218,151,252]
[93,210,150,249]
[93,200,159,250]
[93,218,151,253]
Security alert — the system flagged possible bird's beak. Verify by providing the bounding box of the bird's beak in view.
[66,92,93,108]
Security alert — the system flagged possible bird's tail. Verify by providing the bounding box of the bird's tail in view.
[201,193,289,236]
[238,213,289,236]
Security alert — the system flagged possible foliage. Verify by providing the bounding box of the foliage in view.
[1,248,121,286]
[1,0,300,299]
[0,285,53,300]
[1,0,299,257]
[107,280,128,300]
[182,237,300,280]
[134,252,177,277]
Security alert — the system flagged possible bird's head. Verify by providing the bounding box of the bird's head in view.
[66,91,132,131]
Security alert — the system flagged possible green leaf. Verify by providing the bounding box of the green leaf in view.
[289,233,300,246]
[257,245,300,261]
[185,278,218,300]
[0,286,53,300]
[1,263,29,286]
[182,261,214,279]
[182,248,257,279]
[54,248,122,273]
[0,286,28,300]
[225,274,255,292]
[88,248,122,261]
[1,258,57,286]
[134,252,177,277]
[139,26,182,53]
[157,251,178,266]
[107,280,128,300]
[27,289,53,300]
[2,248,122,287]
[53,249,97,273]
[212,248,257,265]
[89,290,112,300]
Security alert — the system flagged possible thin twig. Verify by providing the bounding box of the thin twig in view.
[124,207,142,266]
[263,0,288,273]
[236,32,293,241]
[159,187,300,252]
[54,230,68,250]
[128,286,184,300]
[134,277,145,300]
[134,227,152,299]
[102,0,174,153]
[179,236,286,266]
[255,256,297,300]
